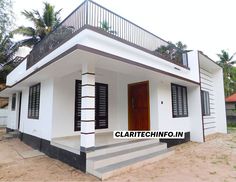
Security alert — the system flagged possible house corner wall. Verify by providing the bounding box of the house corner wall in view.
[213,69,227,133]
[20,79,54,140]
[149,80,158,130]
[188,86,204,142]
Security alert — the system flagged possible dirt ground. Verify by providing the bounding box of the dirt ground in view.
[0,128,236,182]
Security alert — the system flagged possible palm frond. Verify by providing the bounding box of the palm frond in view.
[12,26,36,37]
[17,37,39,47]
[21,10,38,24]
[15,2,62,47]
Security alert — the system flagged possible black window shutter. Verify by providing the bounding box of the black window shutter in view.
[28,83,40,119]
[171,85,178,117]
[74,80,82,131]
[183,87,188,116]
[171,83,188,118]
[95,83,108,129]
[74,81,108,131]
[11,94,16,111]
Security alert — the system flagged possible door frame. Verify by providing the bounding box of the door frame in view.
[128,80,150,130]
[17,92,22,130]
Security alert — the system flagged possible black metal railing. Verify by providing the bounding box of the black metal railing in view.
[26,0,188,69]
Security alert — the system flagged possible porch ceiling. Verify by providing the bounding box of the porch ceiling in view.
[1,45,198,96]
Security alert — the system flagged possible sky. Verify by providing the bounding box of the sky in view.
[12,0,236,61]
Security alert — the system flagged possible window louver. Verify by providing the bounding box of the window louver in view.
[171,84,188,117]
[28,83,40,119]
[74,80,108,131]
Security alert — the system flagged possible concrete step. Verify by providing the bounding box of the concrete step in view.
[9,131,20,138]
[87,139,159,158]
[87,142,167,170]
[2,133,14,139]
[51,141,80,155]
[3,130,20,139]
[89,148,174,180]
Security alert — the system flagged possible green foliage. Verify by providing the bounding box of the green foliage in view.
[100,20,117,35]
[0,33,20,83]
[155,41,187,64]
[13,2,62,47]
[217,50,236,97]
[0,33,20,66]
[0,0,18,84]
[0,64,14,83]
[227,122,236,128]
[0,0,14,33]
[175,41,187,50]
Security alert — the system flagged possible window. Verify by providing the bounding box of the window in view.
[201,90,210,116]
[11,93,16,111]
[28,83,40,119]
[74,80,108,131]
[171,84,188,117]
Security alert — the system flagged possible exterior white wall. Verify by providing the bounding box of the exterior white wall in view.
[7,93,20,130]
[7,60,26,85]
[6,65,206,143]
[200,68,217,135]
[6,29,200,87]
[80,30,200,83]
[149,81,159,130]
[19,79,54,140]
[0,108,8,126]
[157,82,191,132]
[51,69,119,138]
[51,69,162,138]
[188,86,204,142]
[155,81,204,142]
[213,69,227,134]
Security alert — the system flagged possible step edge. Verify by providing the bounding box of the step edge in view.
[89,149,174,180]
[87,140,161,158]
[87,145,168,169]
[88,142,166,161]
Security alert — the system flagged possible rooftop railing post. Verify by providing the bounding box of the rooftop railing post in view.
[85,0,89,25]
[25,0,189,70]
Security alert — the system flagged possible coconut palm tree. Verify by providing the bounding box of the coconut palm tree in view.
[13,2,62,47]
[0,0,14,33]
[100,20,117,35]
[0,33,20,83]
[0,33,19,66]
[217,50,236,97]
[175,41,187,50]
[155,41,187,64]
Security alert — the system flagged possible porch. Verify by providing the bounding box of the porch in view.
[51,132,172,180]
[44,52,203,179]
[51,132,131,155]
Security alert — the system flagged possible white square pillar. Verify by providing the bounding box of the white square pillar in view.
[80,64,95,152]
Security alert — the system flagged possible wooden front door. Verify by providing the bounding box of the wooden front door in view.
[128,81,150,130]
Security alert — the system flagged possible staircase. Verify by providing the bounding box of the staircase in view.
[86,140,174,180]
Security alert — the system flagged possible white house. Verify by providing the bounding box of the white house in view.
[0,0,227,179]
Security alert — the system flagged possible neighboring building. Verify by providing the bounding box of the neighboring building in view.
[0,98,8,127]
[0,0,227,179]
[225,93,236,122]
[0,107,8,127]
